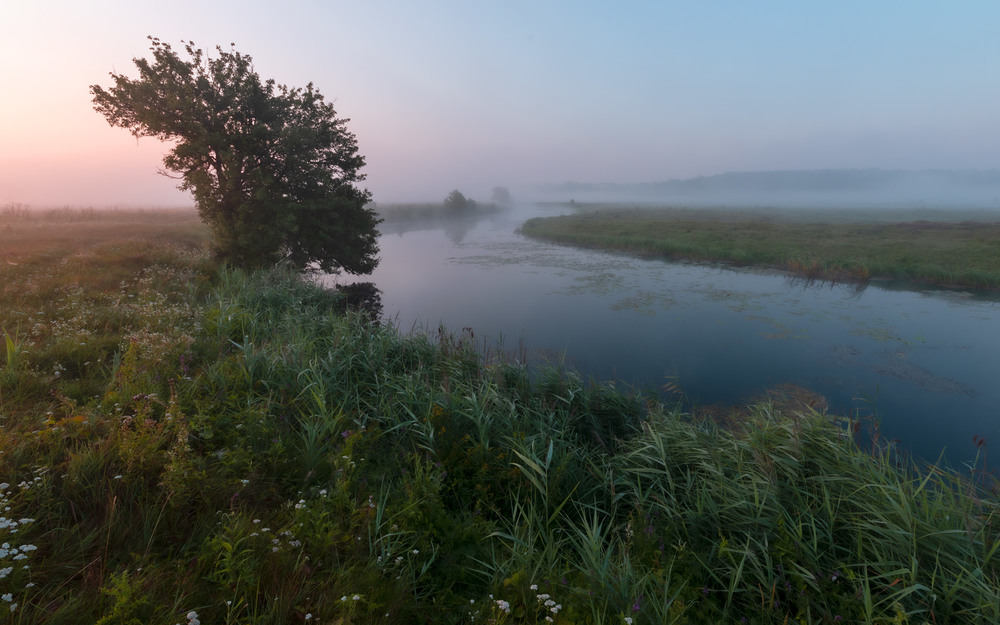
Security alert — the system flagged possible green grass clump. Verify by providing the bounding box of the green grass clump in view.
[1,210,998,623]
[519,207,1000,290]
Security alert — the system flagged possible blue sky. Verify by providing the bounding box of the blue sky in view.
[2,1,998,205]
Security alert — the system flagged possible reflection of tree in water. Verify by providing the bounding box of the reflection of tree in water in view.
[784,274,868,298]
[335,282,384,322]
[376,202,508,243]
[443,216,477,243]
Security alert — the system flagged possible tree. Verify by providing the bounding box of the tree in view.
[443,189,474,213]
[490,186,512,207]
[90,37,380,274]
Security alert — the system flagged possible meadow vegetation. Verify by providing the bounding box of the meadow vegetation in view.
[1,207,999,623]
[519,206,1000,290]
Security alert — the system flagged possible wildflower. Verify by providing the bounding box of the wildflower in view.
[1,594,10,602]
[530,584,538,590]
[412,549,419,555]
[625,618,633,625]
[353,595,360,601]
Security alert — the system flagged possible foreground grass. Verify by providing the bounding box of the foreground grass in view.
[1,209,999,623]
[519,206,1000,290]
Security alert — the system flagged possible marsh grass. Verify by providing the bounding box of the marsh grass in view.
[0,209,997,623]
[520,206,1000,290]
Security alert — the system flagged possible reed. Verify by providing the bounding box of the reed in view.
[0,211,997,623]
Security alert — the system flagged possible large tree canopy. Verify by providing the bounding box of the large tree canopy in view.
[91,37,380,274]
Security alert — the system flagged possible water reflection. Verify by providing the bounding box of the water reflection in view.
[782,274,869,298]
[334,281,383,322]
[377,205,508,243]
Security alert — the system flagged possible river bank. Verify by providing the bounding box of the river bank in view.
[519,205,1000,291]
[1,208,998,623]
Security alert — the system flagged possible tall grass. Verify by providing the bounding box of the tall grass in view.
[0,213,997,623]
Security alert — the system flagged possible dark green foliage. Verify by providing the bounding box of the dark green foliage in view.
[443,189,475,213]
[91,37,380,273]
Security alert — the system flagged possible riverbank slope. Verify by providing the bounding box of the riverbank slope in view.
[1,208,997,623]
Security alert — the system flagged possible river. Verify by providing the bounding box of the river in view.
[327,203,1000,469]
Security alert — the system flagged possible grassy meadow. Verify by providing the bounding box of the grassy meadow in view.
[1,207,999,623]
[519,206,1000,290]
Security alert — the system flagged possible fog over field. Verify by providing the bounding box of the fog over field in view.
[534,169,1000,209]
[3,3,1000,207]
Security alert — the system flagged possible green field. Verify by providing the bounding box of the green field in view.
[519,205,1000,290]
[1,208,999,624]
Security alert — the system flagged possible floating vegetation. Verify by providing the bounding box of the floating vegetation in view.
[874,354,979,398]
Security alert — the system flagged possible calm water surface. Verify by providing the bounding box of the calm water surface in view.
[329,204,1000,467]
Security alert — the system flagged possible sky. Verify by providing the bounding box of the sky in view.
[2,1,999,206]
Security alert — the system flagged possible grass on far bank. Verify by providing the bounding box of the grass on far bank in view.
[1,207,999,624]
[519,205,1000,291]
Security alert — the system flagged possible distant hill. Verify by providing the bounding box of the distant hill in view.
[536,169,1000,208]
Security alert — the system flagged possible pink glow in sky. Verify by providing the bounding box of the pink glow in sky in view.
[2,1,999,207]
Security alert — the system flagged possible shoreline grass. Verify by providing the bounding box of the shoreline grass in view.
[1,209,998,623]
[518,206,1000,291]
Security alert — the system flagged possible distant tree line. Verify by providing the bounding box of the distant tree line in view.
[442,187,512,214]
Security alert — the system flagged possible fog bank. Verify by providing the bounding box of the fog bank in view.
[534,169,1000,209]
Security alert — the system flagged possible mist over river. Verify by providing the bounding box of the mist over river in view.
[327,203,1000,469]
